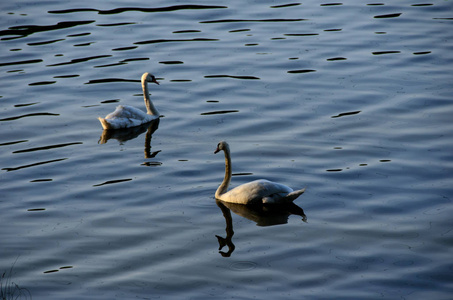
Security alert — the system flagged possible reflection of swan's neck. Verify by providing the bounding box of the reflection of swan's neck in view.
[216,200,235,257]
[142,75,159,116]
[216,145,232,199]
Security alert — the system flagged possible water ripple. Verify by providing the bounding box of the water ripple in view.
[85,78,137,84]
[200,110,239,116]
[320,3,343,6]
[53,74,79,79]
[67,32,90,37]
[96,22,136,27]
[229,29,251,33]
[0,20,94,40]
[287,69,316,74]
[374,13,402,19]
[327,57,347,61]
[49,5,227,15]
[47,55,112,67]
[30,179,52,183]
[122,58,149,63]
[372,51,401,55]
[93,178,133,187]
[204,75,260,80]
[27,39,64,46]
[0,113,59,122]
[229,261,258,271]
[112,46,138,51]
[12,142,82,154]
[284,33,319,36]
[134,38,218,45]
[270,3,302,8]
[159,61,184,65]
[173,30,201,34]
[28,81,56,86]
[0,59,43,67]
[2,158,67,172]
[200,18,306,23]
[0,140,28,146]
[331,111,361,118]
[14,102,40,107]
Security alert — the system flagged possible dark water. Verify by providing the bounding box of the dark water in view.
[1,1,452,299]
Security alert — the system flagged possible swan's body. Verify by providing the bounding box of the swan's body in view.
[98,72,160,130]
[214,141,305,205]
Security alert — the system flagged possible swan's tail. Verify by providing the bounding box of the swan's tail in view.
[285,188,306,202]
[98,117,112,130]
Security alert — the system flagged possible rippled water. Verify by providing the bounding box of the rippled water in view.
[1,1,452,299]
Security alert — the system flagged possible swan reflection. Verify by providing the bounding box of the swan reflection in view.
[98,118,161,159]
[215,200,307,257]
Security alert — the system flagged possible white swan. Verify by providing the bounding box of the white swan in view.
[98,72,160,130]
[214,141,306,205]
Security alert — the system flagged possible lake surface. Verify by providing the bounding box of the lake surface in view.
[1,0,452,299]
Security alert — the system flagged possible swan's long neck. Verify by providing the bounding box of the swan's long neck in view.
[216,146,232,199]
[142,76,159,116]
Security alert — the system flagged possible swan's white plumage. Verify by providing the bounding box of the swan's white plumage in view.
[99,72,160,130]
[219,179,303,204]
[214,141,305,205]
[99,105,157,129]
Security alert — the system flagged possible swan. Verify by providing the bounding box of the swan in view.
[214,141,306,205]
[98,72,160,130]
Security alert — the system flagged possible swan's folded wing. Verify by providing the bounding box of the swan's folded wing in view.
[225,179,294,204]
[105,105,148,120]
[104,105,156,129]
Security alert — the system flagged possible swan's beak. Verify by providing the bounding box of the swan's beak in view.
[152,78,160,85]
[214,147,220,154]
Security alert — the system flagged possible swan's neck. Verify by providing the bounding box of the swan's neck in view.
[142,79,159,116]
[216,147,232,199]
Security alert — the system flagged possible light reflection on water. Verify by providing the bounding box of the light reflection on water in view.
[1,0,452,299]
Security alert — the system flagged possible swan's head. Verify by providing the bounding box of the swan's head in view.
[142,72,159,85]
[214,141,229,154]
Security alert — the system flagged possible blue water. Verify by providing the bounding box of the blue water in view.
[1,1,452,299]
